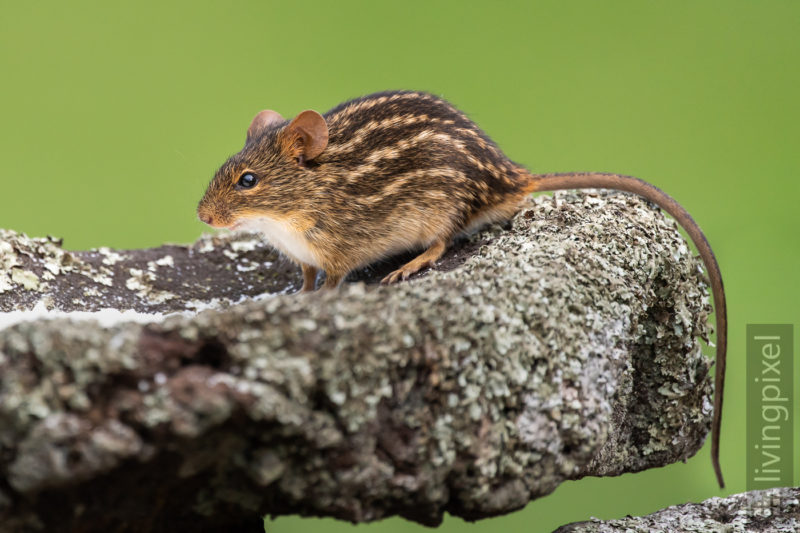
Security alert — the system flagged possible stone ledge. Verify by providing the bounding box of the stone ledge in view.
[0,191,713,531]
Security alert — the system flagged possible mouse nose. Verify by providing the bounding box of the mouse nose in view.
[198,211,214,225]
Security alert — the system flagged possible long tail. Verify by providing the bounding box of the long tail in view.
[526,172,726,488]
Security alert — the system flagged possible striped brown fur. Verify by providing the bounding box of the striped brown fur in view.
[197,90,534,289]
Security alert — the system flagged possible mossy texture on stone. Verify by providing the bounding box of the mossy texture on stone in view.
[0,192,714,531]
[555,487,800,532]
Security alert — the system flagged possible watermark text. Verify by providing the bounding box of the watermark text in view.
[746,324,794,489]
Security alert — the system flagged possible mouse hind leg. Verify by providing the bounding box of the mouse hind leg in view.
[379,204,473,285]
[381,238,448,285]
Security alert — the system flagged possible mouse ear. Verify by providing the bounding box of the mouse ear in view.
[282,110,329,161]
[247,110,285,143]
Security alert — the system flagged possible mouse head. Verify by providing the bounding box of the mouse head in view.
[197,109,329,229]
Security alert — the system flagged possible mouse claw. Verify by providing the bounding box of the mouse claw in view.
[381,262,430,285]
[381,267,414,285]
[380,270,403,285]
[380,240,445,285]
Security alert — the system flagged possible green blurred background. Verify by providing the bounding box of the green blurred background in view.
[1,1,798,531]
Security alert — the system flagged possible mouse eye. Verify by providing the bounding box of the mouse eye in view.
[236,172,258,190]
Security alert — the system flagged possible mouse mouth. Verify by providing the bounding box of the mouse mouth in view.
[231,219,254,231]
[204,220,234,230]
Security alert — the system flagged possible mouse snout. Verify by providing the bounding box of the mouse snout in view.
[197,203,232,228]
[197,204,219,226]
[198,211,214,225]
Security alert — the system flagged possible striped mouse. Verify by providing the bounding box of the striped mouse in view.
[196,90,726,487]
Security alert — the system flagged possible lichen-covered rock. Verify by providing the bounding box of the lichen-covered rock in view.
[555,487,800,532]
[0,229,297,313]
[0,192,714,531]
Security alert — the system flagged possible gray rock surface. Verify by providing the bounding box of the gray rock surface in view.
[0,192,715,531]
[555,486,800,532]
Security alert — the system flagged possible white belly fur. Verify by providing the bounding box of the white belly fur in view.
[239,217,319,267]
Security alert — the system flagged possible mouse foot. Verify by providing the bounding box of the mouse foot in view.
[380,263,429,285]
[380,239,447,285]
